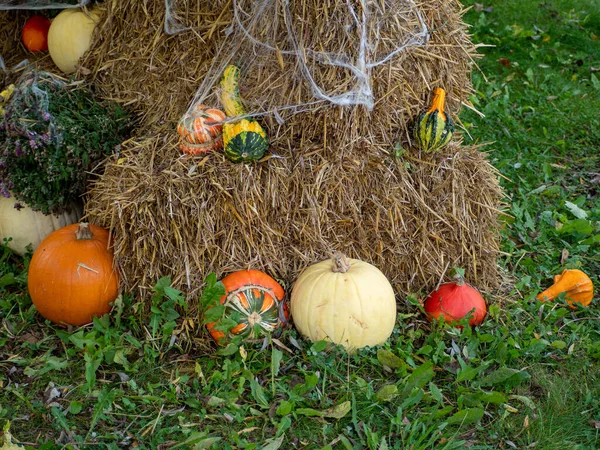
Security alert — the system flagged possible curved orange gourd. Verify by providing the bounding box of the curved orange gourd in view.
[28,223,119,326]
[537,269,594,308]
[206,269,287,344]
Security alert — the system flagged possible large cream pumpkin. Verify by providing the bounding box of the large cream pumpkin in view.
[290,253,397,350]
[48,8,101,74]
[0,194,82,255]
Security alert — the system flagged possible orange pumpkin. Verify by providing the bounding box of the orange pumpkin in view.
[28,222,119,326]
[537,269,594,308]
[177,104,226,155]
[206,270,288,344]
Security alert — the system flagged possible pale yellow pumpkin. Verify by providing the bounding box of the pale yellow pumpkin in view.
[290,253,397,350]
[0,194,82,255]
[48,8,101,74]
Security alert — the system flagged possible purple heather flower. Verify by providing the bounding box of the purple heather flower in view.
[0,183,10,198]
[29,139,36,148]
[43,112,51,121]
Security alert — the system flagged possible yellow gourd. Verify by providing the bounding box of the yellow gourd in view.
[537,269,594,308]
[290,253,397,350]
[48,8,101,74]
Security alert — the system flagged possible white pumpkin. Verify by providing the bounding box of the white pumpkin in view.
[291,253,397,350]
[0,194,82,255]
[48,8,101,74]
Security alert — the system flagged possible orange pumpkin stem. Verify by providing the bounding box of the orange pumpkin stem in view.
[75,222,93,240]
[332,252,351,273]
[428,87,447,119]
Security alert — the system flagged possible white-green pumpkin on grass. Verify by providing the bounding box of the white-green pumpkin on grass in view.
[0,194,82,255]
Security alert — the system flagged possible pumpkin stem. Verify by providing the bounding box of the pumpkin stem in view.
[332,252,351,273]
[75,222,93,240]
[449,267,466,286]
[428,87,447,119]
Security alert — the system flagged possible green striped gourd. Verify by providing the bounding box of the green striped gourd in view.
[414,87,454,153]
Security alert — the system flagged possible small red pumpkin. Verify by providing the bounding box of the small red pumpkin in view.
[424,275,486,327]
[206,269,288,344]
[22,15,51,53]
[28,222,119,327]
[177,104,226,155]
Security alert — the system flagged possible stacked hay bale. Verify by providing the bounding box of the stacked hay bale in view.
[81,0,228,129]
[82,0,503,302]
[1,10,23,85]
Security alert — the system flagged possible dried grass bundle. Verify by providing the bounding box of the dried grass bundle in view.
[0,10,60,86]
[83,0,478,143]
[81,0,226,129]
[86,134,503,306]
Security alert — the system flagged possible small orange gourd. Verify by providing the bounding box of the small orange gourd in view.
[537,269,594,308]
[177,104,226,155]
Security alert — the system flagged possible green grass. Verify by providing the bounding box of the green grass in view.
[1,0,600,448]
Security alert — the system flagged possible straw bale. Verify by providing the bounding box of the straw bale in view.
[83,0,504,309]
[81,0,227,130]
[86,134,503,305]
[83,0,477,141]
[0,11,61,86]
[1,11,23,85]
[192,0,479,154]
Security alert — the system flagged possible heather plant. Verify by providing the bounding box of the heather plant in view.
[0,70,131,214]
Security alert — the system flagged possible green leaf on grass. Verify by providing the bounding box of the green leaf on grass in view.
[293,373,318,396]
[199,274,226,309]
[296,408,323,417]
[457,365,479,382]
[477,367,523,386]
[376,384,398,402]
[509,395,536,409]
[377,349,405,369]
[262,435,285,450]
[295,401,351,419]
[217,343,239,356]
[401,362,434,396]
[447,408,484,426]
[311,340,328,352]
[477,391,507,405]
[69,400,83,415]
[271,348,283,377]
[557,219,593,237]
[276,400,293,416]
[0,273,16,288]
[429,382,443,403]
[193,437,222,449]
[565,201,588,219]
[250,378,270,409]
[171,433,221,449]
[322,401,351,419]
